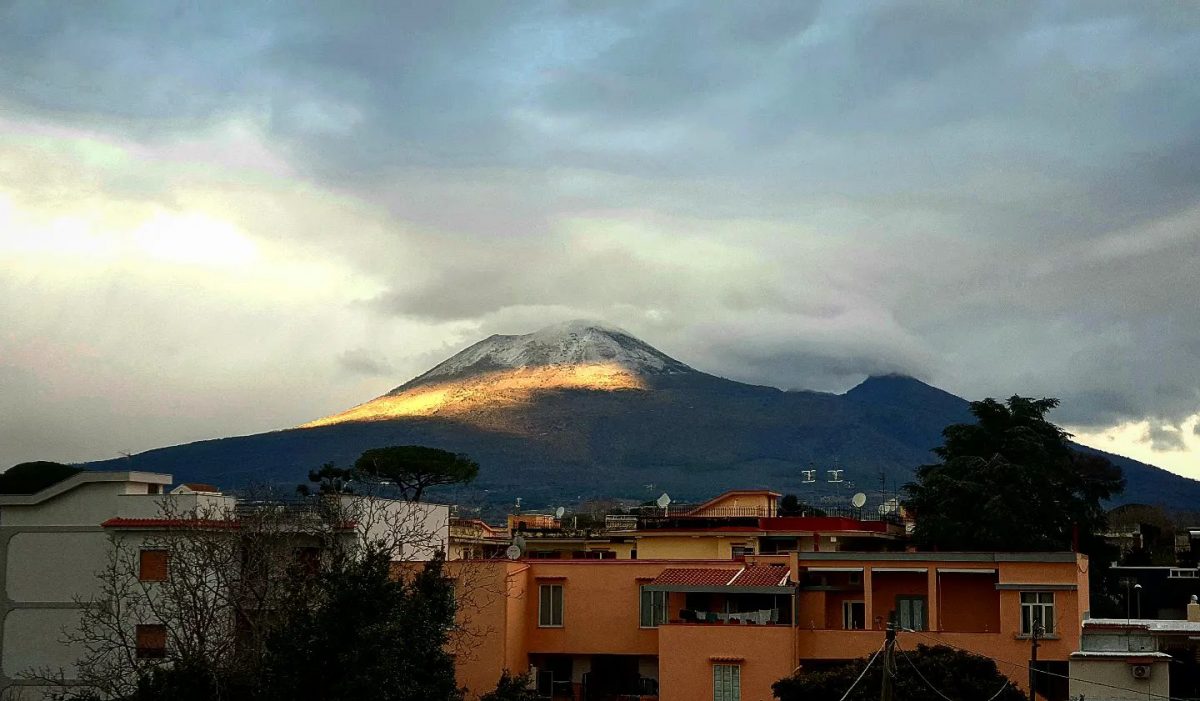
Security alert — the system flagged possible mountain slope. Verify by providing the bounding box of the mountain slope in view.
[85,322,1200,510]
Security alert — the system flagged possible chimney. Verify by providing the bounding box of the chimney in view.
[1187,595,1200,623]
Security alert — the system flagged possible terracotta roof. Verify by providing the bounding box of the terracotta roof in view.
[650,568,741,586]
[729,565,790,587]
[182,483,219,493]
[648,566,791,588]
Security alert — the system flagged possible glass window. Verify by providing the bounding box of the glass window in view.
[713,663,741,701]
[539,584,563,627]
[641,587,668,627]
[897,596,926,631]
[842,600,866,630]
[1020,591,1055,635]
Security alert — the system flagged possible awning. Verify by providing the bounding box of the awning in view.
[643,566,792,594]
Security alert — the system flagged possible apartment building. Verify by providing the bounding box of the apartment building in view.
[0,470,449,700]
[470,490,905,562]
[452,550,1088,701]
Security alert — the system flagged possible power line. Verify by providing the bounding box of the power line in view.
[901,629,1184,701]
[834,641,886,701]
[895,641,1014,701]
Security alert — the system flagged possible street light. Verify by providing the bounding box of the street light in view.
[1134,583,1143,619]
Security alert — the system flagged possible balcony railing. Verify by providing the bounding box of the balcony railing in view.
[677,608,781,625]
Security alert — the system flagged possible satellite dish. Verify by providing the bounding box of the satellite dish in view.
[880,498,899,515]
[851,492,867,509]
[555,506,566,519]
[505,545,521,560]
[656,493,672,509]
[513,535,527,549]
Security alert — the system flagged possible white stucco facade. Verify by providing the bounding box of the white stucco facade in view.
[0,471,450,700]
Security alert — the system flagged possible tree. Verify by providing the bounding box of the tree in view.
[904,396,1124,552]
[0,461,82,494]
[37,481,465,701]
[296,462,357,496]
[773,643,1025,701]
[258,550,462,701]
[354,446,479,502]
[480,671,539,701]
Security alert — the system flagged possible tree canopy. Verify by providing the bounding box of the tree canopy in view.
[354,446,479,502]
[0,461,82,494]
[773,643,1025,701]
[905,396,1124,551]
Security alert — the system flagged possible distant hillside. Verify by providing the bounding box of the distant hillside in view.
[86,321,1200,511]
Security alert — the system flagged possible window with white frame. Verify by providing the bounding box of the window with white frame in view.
[538,583,563,627]
[1020,591,1055,635]
[640,587,668,627]
[842,600,865,630]
[713,663,741,701]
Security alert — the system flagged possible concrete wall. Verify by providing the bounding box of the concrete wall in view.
[1070,658,1169,701]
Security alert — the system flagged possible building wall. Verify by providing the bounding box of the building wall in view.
[1069,658,1169,701]
[938,572,1001,632]
[635,535,726,560]
[658,624,793,701]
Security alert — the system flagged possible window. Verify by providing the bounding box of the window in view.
[897,596,926,631]
[531,550,561,559]
[641,587,668,627]
[136,624,167,659]
[1021,592,1055,635]
[731,545,755,558]
[713,664,741,701]
[842,600,865,630]
[848,572,863,585]
[138,550,168,582]
[539,584,563,627]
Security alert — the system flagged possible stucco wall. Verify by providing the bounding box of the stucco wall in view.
[658,623,793,701]
[6,532,110,602]
[939,572,1000,632]
[2,609,84,678]
[1069,658,1168,701]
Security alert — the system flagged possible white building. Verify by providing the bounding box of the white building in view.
[0,470,449,700]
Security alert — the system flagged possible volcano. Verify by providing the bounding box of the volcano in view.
[86,320,1200,510]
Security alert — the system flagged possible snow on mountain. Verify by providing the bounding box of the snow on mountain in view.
[391,320,693,394]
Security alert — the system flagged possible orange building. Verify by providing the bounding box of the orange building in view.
[453,551,1088,701]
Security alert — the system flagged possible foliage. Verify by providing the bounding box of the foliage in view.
[905,396,1124,551]
[40,484,467,701]
[258,550,462,701]
[354,445,480,502]
[296,462,357,496]
[773,643,1025,701]
[480,671,539,701]
[0,461,82,494]
[780,494,825,517]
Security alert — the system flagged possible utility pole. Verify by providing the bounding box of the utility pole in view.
[881,611,896,701]
[1029,621,1043,701]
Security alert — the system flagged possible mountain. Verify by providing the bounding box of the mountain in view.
[85,321,1200,510]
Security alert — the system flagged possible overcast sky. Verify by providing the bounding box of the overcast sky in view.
[2,1,1199,476]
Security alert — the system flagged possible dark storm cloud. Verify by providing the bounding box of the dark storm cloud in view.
[337,348,394,378]
[2,0,1200,445]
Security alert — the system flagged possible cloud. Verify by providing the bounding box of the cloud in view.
[1,1,1200,471]
[1143,424,1189,452]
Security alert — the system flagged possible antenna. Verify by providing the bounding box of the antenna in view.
[827,469,844,483]
[801,469,816,484]
[851,492,866,509]
[514,497,522,512]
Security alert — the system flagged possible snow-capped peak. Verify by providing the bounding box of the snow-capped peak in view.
[390,319,692,393]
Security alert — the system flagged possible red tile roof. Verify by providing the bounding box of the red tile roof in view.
[648,565,791,588]
[650,568,741,586]
[729,565,790,587]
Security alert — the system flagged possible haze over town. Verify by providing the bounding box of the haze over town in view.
[2,2,1199,476]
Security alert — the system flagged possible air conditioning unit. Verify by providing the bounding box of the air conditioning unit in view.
[1131,664,1152,680]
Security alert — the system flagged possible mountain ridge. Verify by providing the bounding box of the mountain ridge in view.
[82,322,1200,511]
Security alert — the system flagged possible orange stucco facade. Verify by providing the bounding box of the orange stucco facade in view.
[451,551,1089,701]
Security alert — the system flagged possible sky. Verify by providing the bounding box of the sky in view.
[1,1,1199,477]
